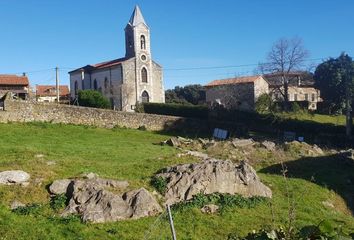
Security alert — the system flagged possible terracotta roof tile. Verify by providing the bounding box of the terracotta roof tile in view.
[205,75,262,87]
[0,75,29,85]
[36,85,70,97]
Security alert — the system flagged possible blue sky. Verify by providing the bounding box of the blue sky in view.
[0,0,353,89]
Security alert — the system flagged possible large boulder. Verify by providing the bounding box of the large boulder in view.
[123,188,162,219]
[51,175,161,223]
[232,138,255,148]
[156,160,272,205]
[63,180,133,223]
[0,170,30,185]
[49,179,73,195]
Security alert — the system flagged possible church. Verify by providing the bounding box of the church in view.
[69,6,165,111]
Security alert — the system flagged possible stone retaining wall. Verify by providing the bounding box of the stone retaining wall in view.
[0,98,207,132]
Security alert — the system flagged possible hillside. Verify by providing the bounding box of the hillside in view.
[0,122,353,239]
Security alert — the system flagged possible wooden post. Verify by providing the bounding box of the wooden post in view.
[166,204,177,240]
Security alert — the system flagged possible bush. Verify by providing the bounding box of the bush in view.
[78,90,111,109]
[291,102,301,113]
[255,93,273,114]
[50,194,67,211]
[12,203,43,216]
[137,102,208,119]
[151,176,168,194]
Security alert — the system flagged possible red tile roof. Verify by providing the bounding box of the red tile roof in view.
[0,75,29,86]
[205,75,262,87]
[36,85,70,97]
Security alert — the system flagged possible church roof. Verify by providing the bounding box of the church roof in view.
[68,57,127,73]
[128,5,147,27]
[205,75,264,87]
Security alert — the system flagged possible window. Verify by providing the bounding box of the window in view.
[93,79,98,90]
[74,81,78,95]
[140,35,146,50]
[312,93,316,102]
[141,67,148,83]
[104,77,108,89]
[294,94,298,101]
[288,94,292,101]
[141,91,149,103]
[305,93,309,101]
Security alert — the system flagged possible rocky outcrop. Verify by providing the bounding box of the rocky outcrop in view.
[0,170,30,185]
[232,138,255,148]
[156,160,272,205]
[123,188,162,219]
[49,175,161,223]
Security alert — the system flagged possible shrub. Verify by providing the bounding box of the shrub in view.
[78,90,111,109]
[151,176,168,194]
[291,102,301,113]
[12,203,43,216]
[255,93,273,114]
[50,194,67,211]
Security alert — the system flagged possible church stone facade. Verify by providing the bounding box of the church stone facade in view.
[69,6,164,111]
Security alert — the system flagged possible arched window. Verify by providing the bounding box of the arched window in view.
[140,35,146,50]
[93,79,98,90]
[141,67,148,83]
[104,77,108,89]
[142,91,149,103]
[74,81,78,95]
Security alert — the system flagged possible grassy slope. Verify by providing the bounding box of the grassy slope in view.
[277,112,346,126]
[0,122,353,240]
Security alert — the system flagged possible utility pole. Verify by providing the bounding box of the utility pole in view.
[166,204,177,240]
[55,67,60,103]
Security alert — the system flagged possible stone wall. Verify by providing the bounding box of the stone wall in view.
[0,98,207,132]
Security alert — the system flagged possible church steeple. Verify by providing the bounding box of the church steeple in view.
[128,5,147,27]
[125,5,151,59]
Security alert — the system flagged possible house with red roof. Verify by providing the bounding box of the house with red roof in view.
[0,74,29,100]
[36,85,70,103]
[69,6,164,111]
[205,75,269,111]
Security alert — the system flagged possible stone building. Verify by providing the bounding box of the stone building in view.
[36,85,70,103]
[0,74,29,100]
[264,72,321,110]
[69,6,164,111]
[205,76,269,111]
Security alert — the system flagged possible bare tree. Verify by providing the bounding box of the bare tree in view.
[259,37,309,110]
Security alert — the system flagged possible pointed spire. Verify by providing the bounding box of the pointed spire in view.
[128,5,147,27]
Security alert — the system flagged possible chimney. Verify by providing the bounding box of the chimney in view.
[22,72,26,77]
[297,76,301,86]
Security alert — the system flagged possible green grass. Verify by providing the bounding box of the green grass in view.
[277,112,346,126]
[0,122,353,239]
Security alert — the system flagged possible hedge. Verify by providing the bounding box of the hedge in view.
[137,102,208,119]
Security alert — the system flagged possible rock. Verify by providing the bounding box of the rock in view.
[63,180,133,223]
[201,204,219,214]
[232,138,254,148]
[82,172,99,179]
[49,179,73,195]
[62,179,161,223]
[322,200,335,209]
[123,188,162,219]
[186,150,209,160]
[94,178,129,189]
[46,161,56,166]
[261,140,276,151]
[312,145,324,155]
[10,200,25,210]
[0,170,30,185]
[156,160,272,205]
[164,137,180,147]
